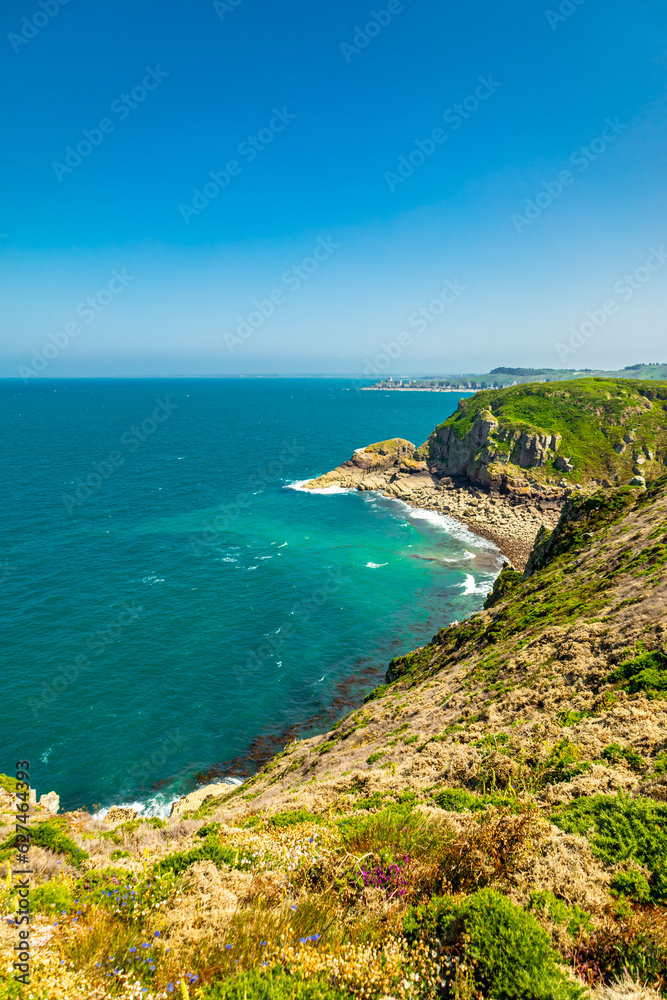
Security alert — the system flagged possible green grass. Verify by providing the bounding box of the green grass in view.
[551,793,667,901]
[201,969,347,999]
[432,787,521,813]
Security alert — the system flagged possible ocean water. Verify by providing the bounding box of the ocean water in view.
[1,378,502,814]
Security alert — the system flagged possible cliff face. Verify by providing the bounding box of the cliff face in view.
[424,378,667,493]
[424,408,563,494]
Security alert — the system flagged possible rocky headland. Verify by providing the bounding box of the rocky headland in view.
[304,378,667,569]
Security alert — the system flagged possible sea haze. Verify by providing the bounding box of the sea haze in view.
[1,378,502,814]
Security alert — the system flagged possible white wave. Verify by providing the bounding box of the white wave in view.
[442,550,476,564]
[286,479,354,495]
[141,575,165,585]
[40,746,53,764]
[387,499,502,556]
[460,573,494,597]
[366,561,388,568]
[246,565,258,571]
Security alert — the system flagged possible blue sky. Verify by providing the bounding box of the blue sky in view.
[1,0,666,376]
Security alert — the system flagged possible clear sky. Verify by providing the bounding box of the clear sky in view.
[1,0,666,377]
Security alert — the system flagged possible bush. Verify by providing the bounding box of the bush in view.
[432,788,519,813]
[528,890,592,938]
[484,565,523,608]
[156,834,254,876]
[438,808,539,892]
[404,888,585,999]
[338,805,447,862]
[202,969,347,999]
[599,743,645,772]
[609,649,667,698]
[551,792,667,901]
[568,908,667,987]
[31,880,75,913]
[0,819,88,868]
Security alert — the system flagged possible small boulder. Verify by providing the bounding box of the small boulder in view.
[38,791,59,814]
[105,807,137,825]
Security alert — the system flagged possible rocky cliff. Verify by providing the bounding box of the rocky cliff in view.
[423,378,667,494]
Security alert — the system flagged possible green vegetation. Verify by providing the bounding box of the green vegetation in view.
[431,378,667,485]
[484,565,523,608]
[552,793,667,901]
[598,743,646,772]
[527,890,592,938]
[609,648,667,698]
[404,889,585,1000]
[202,970,348,999]
[156,832,256,876]
[0,818,88,868]
[432,787,520,813]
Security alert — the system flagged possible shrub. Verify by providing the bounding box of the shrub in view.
[599,743,645,772]
[0,819,88,868]
[338,805,447,863]
[156,834,255,876]
[432,788,519,813]
[31,880,75,913]
[609,649,667,698]
[202,970,347,999]
[541,739,591,785]
[439,808,539,892]
[551,792,667,901]
[567,908,667,987]
[110,849,131,860]
[527,890,593,938]
[484,565,523,608]
[610,868,651,903]
[403,888,585,999]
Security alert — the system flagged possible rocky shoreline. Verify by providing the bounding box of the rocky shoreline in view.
[303,443,564,569]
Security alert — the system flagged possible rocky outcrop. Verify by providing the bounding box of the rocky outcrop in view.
[304,438,417,490]
[424,407,563,493]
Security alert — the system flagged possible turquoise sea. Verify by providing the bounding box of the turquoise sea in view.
[1,379,501,814]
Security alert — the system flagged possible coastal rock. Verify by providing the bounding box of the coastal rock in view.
[304,438,417,491]
[38,791,59,813]
[105,806,137,824]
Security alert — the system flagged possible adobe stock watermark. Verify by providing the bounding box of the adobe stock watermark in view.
[555,246,667,362]
[545,0,587,31]
[8,0,72,54]
[51,66,169,181]
[340,0,415,63]
[233,569,343,686]
[222,235,340,352]
[213,0,246,20]
[126,729,187,790]
[511,117,628,233]
[189,439,305,557]
[179,107,296,224]
[61,396,179,513]
[384,75,502,192]
[363,277,466,376]
[18,269,135,383]
[28,602,142,718]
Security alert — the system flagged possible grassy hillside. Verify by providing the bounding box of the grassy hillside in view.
[2,479,667,998]
[431,378,667,485]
